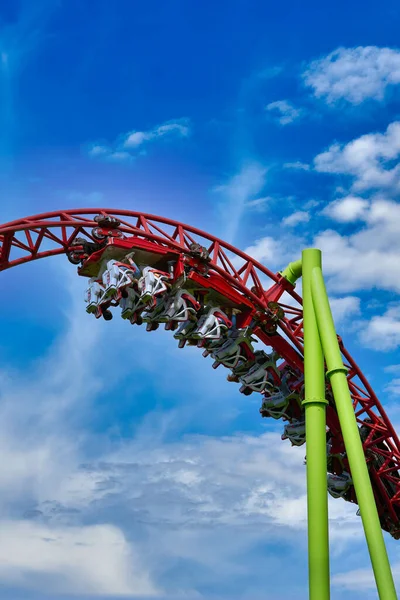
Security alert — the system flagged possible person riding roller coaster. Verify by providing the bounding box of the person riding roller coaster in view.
[67,236,106,265]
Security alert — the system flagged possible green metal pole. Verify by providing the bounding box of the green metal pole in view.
[310,265,397,600]
[302,249,330,600]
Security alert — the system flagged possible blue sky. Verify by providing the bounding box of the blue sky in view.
[1,0,400,598]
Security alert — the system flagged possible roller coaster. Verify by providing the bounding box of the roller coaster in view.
[1,208,399,598]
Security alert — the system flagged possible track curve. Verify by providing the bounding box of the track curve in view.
[1,208,400,538]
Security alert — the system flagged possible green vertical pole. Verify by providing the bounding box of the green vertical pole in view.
[302,249,330,600]
[310,265,397,600]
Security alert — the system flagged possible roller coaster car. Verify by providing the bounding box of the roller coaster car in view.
[141,288,201,333]
[259,388,296,420]
[281,418,306,446]
[120,287,145,323]
[173,319,199,348]
[142,297,172,331]
[84,277,114,321]
[225,352,260,384]
[138,266,171,307]
[210,328,256,369]
[84,277,105,314]
[101,258,140,301]
[327,471,352,499]
[117,261,169,327]
[238,351,280,395]
[192,306,232,340]
[159,289,201,323]
[203,339,226,358]
[326,439,347,473]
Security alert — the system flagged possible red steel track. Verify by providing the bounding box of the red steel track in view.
[1,208,399,538]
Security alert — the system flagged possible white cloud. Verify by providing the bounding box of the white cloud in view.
[359,304,400,351]
[282,211,310,227]
[304,199,321,209]
[329,296,361,324]
[124,120,190,149]
[314,230,398,293]
[123,131,149,147]
[303,46,400,104]
[313,198,400,293]
[242,236,282,265]
[265,100,303,125]
[237,194,400,299]
[314,121,400,192]
[246,196,271,211]
[215,162,268,243]
[332,561,400,591]
[87,118,190,162]
[87,144,132,162]
[35,430,361,549]
[106,151,133,162]
[0,269,162,596]
[88,144,109,157]
[283,161,310,170]
[322,196,369,222]
[385,378,400,396]
[0,521,155,597]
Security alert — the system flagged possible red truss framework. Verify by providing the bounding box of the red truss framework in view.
[1,208,400,537]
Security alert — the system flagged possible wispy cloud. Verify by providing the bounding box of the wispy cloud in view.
[384,364,400,374]
[213,163,268,244]
[383,364,400,396]
[385,377,400,396]
[124,120,190,148]
[87,118,190,163]
[303,46,400,105]
[87,145,133,162]
[282,211,310,227]
[245,196,271,212]
[283,161,310,171]
[332,561,400,591]
[265,100,303,125]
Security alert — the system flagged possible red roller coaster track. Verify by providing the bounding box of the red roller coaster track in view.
[1,208,400,538]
